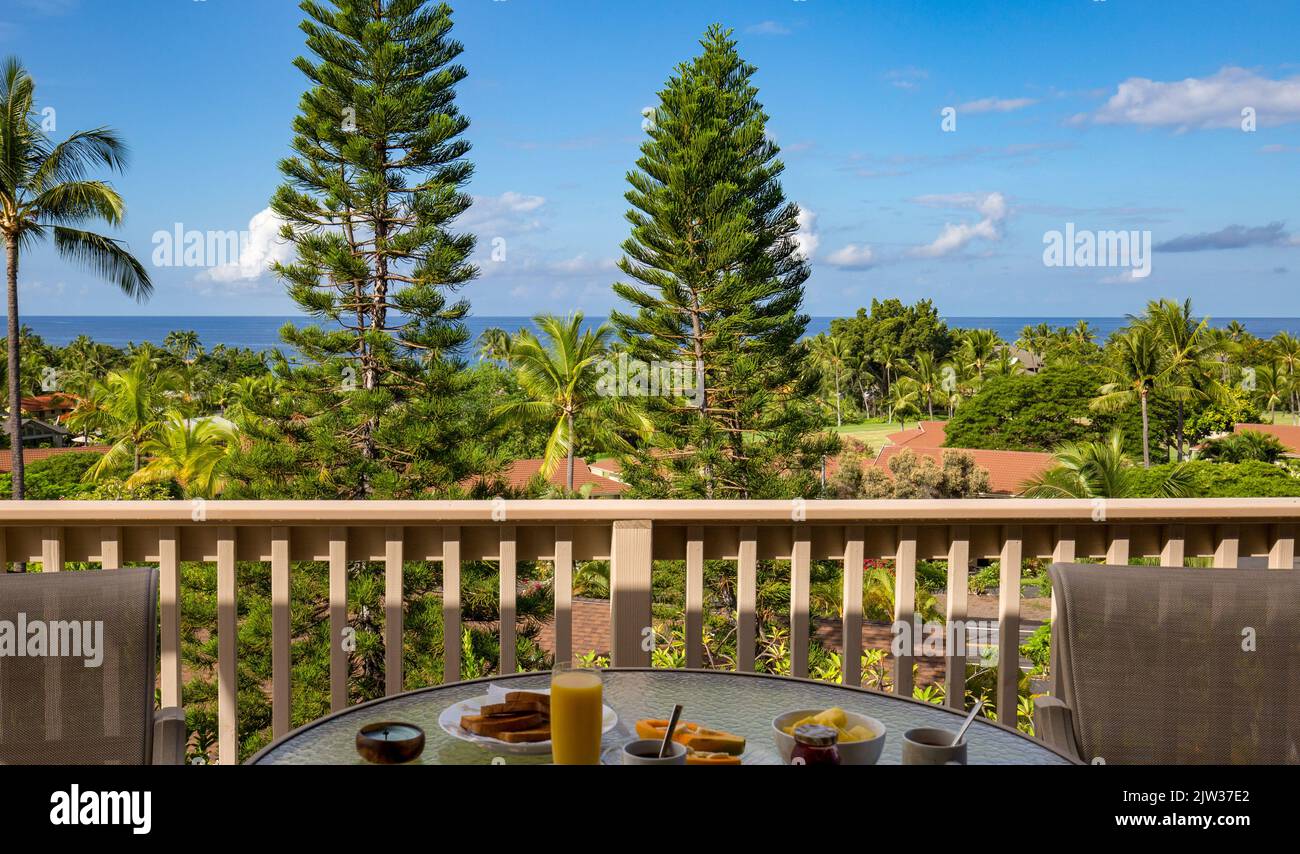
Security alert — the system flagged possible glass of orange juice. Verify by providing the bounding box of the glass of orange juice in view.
[549,662,603,765]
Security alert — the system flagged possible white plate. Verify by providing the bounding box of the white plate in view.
[438,690,618,755]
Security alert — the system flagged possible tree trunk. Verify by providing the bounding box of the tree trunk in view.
[566,412,575,492]
[834,370,842,426]
[6,235,23,500]
[1140,392,1151,468]
[1175,400,1185,462]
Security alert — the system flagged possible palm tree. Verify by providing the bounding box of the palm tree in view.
[1021,430,1194,498]
[901,351,945,418]
[0,58,152,498]
[129,410,234,498]
[163,330,202,366]
[1252,360,1288,424]
[68,351,177,478]
[476,327,513,364]
[492,313,650,491]
[809,333,848,426]
[1271,332,1300,424]
[874,342,901,395]
[960,328,1001,382]
[1140,299,1212,461]
[886,377,921,430]
[1091,326,1168,467]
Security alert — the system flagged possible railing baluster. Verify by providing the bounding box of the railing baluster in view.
[736,525,757,672]
[42,526,63,572]
[1214,525,1240,568]
[610,520,652,667]
[498,525,517,674]
[685,526,704,669]
[790,525,811,678]
[945,526,970,710]
[553,525,573,668]
[1161,524,1186,566]
[1268,522,1289,569]
[841,525,864,687]
[100,526,121,569]
[328,527,348,712]
[271,526,291,738]
[1106,524,1130,565]
[216,527,237,765]
[1051,524,1075,624]
[442,527,461,683]
[998,526,1023,724]
[384,526,404,694]
[159,526,181,708]
[893,525,917,697]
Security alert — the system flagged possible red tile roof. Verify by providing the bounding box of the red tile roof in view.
[1235,423,1300,455]
[885,420,948,448]
[466,457,627,496]
[0,445,110,474]
[830,444,1054,495]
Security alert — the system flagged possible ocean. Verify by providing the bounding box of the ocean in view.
[13,315,1300,355]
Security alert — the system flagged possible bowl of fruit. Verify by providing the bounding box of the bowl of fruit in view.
[772,707,886,765]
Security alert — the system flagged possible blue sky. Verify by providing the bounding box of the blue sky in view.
[4,0,1299,318]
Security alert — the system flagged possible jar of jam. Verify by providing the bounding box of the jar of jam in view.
[790,723,841,765]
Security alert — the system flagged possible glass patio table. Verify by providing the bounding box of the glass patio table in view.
[249,669,1076,765]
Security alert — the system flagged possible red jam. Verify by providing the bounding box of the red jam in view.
[790,723,841,765]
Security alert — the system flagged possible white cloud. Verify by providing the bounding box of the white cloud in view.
[1099,269,1146,285]
[201,207,293,284]
[745,21,792,36]
[462,191,548,237]
[1079,67,1300,130]
[958,97,1038,114]
[793,206,819,260]
[825,244,876,269]
[884,67,928,91]
[908,192,1008,258]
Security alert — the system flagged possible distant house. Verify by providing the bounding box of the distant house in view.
[20,392,79,425]
[7,417,72,448]
[465,457,627,497]
[1006,346,1044,375]
[1234,423,1300,457]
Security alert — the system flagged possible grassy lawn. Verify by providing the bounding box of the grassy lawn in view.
[831,419,905,450]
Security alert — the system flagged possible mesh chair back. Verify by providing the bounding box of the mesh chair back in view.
[0,567,158,764]
[1049,562,1300,764]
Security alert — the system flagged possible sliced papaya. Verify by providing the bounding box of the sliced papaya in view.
[633,719,746,755]
[686,748,742,765]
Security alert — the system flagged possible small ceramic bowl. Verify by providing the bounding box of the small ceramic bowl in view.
[772,709,886,765]
[356,721,426,764]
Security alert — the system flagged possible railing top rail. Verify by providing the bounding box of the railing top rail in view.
[0,498,1297,525]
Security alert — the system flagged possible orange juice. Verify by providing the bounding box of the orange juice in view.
[550,668,603,764]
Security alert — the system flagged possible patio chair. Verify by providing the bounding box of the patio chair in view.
[1037,561,1300,764]
[0,567,186,764]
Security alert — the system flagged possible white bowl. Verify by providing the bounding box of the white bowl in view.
[772,709,887,765]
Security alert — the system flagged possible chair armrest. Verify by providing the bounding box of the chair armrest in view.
[1034,696,1083,762]
[152,707,188,765]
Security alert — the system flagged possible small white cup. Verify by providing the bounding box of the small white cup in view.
[621,738,687,765]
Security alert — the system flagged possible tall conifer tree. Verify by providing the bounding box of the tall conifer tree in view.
[229,0,491,498]
[611,25,834,498]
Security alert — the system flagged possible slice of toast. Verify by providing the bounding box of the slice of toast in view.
[460,712,545,737]
[504,691,550,708]
[496,725,552,743]
[480,700,549,716]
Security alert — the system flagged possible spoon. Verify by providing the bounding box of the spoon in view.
[952,699,983,746]
[658,704,684,758]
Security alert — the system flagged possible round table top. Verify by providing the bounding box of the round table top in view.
[250,669,1075,765]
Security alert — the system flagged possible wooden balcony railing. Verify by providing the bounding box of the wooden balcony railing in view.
[1,498,1296,764]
